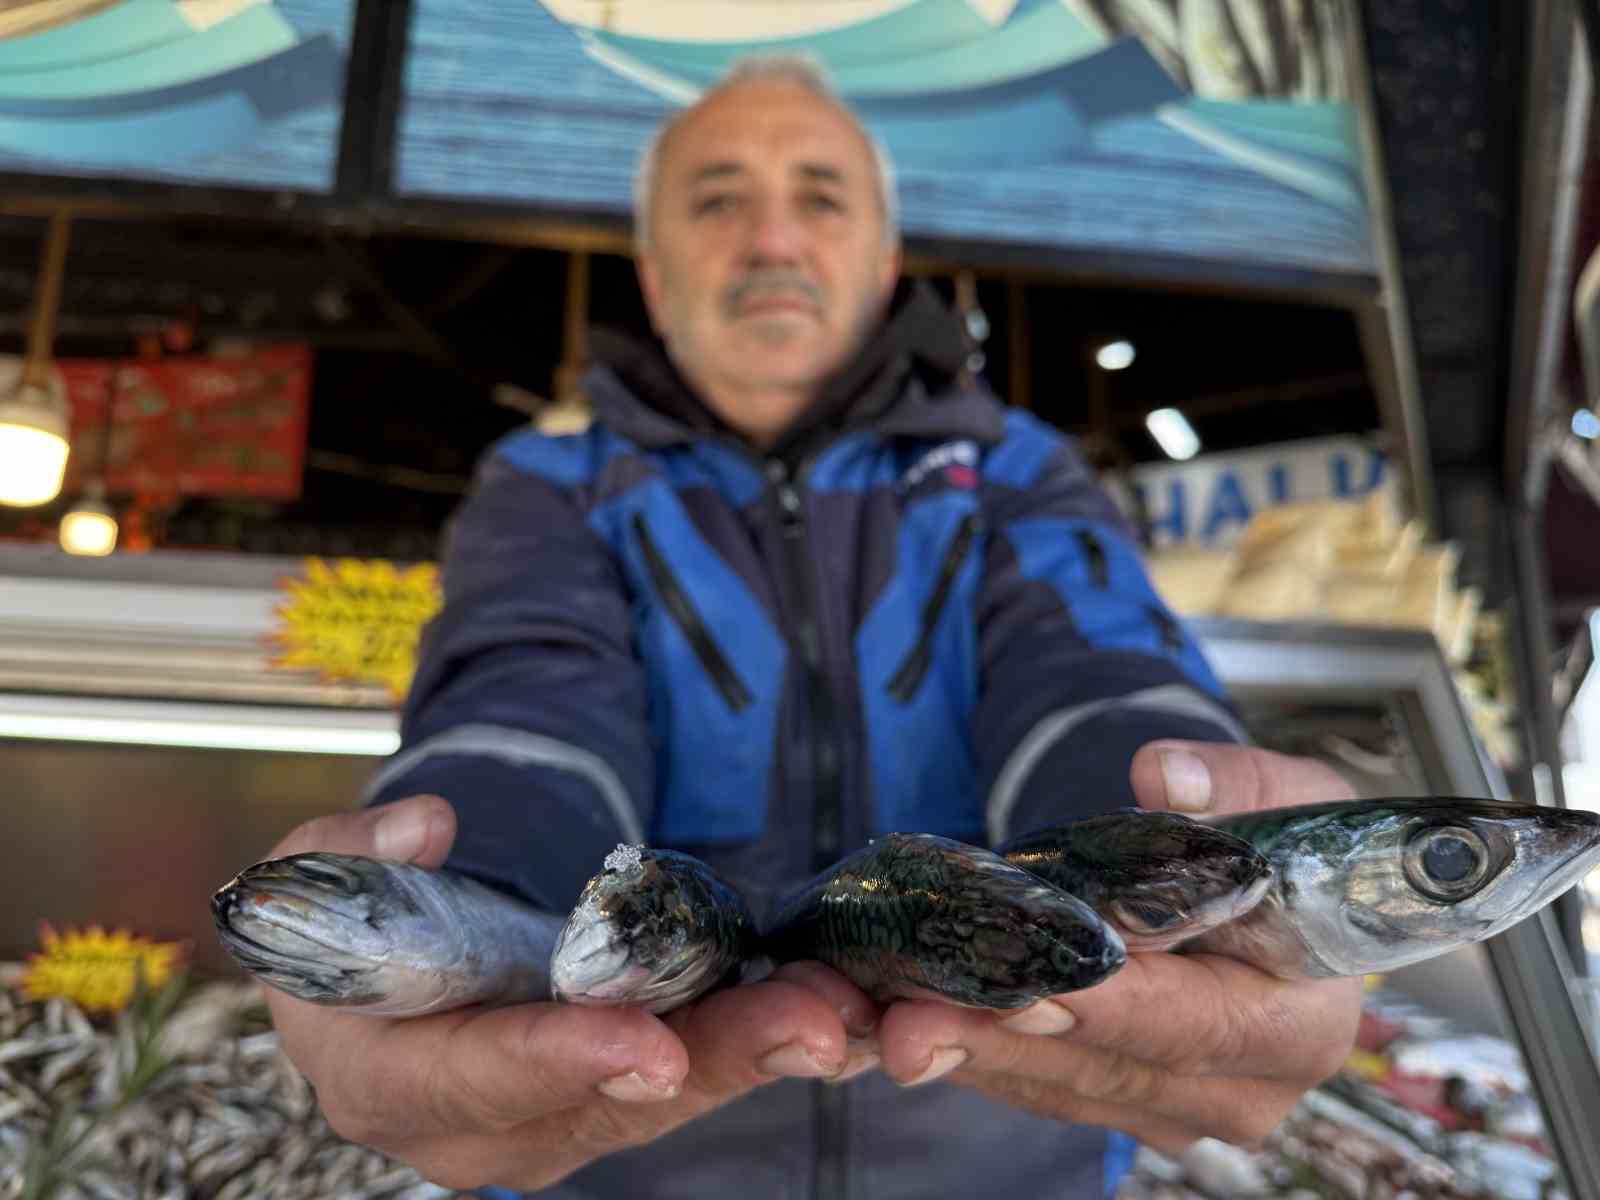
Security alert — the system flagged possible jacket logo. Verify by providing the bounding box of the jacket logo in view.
[902,440,978,492]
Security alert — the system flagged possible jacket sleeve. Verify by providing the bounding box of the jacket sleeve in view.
[363,433,653,912]
[974,413,1248,845]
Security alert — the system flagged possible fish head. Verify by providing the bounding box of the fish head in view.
[885,834,1128,1007]
[551,846,742,1013]
[1095,815,1274,951]
[1004,813,1273,952]
[210,853,457,1011]
[1268,799,1600,976]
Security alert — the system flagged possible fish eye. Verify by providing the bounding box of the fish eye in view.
[1403,825,1492,901]
[1109,899,1183,934]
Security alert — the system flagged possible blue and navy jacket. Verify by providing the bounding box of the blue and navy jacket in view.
[367,285,1246,1200]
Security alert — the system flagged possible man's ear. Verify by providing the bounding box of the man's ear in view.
[636,252,665,334]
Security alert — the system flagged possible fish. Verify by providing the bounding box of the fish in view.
[211,853,563,1017]
[997,810,1273,952]
[212,845,754,1018]
[551,844,755,1013]
[761,833,1126,1009]
[1186,798,1600,978]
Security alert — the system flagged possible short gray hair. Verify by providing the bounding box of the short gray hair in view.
[631,53,900,253]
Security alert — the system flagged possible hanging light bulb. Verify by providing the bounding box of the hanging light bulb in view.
[1094,340,1136,371]
[59,480,118,556]
[0,373,70,507]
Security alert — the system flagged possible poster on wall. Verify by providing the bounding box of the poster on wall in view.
[0,0,354,193]
[57,345,313,500]
[395,0,1375,279]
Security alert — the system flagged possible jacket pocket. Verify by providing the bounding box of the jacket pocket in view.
[633,513,753,713]
[887,513,983,704]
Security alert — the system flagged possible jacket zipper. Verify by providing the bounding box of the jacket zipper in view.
[1150,604,1185,653]
[1075,528,1109,587]
[886,513,982,703]
[632,513,754,712]
[764,458,850,1200]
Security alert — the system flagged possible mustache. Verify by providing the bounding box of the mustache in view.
[722,270,824,316]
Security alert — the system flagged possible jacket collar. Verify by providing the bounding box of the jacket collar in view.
[583,278,1007,460]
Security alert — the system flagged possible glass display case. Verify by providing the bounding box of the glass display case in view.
[1155,617,1600,1200]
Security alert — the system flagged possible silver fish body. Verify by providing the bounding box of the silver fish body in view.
[1189,798,1600,978]
[551,845,754,1014]
[998,810,1273,952]
[211,853,562,1017]
[762,833,1127,1009]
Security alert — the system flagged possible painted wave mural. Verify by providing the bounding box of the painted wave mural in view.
[0,0,352,191]
[395,0,1375,278]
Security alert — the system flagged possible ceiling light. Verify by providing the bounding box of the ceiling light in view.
[1574,408,1600,439]
[1094,340,1136,371]
[1145,407,1201,461]
[60,485,118,557]
[0,377,70,506]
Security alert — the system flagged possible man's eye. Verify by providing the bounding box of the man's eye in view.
[801,193,843,213]
[692,195,739,216]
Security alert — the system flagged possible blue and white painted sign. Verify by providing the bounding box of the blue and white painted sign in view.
[0,0,352,192]
[396,0,1376,278]
[1125,435,1391,548]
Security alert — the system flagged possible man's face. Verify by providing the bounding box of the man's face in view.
[636,80,901,445]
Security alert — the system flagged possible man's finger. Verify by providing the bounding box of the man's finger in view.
[768,961,881,1039]
[958,1066,1302,1156]
[1130,741,1356,817]
[1012,954,1363,1080]
[668,977,851,1099]
[268,793,458,867]
[877,998,1329,1144]
[877,955,1360,1084]
[274,999,689,1147]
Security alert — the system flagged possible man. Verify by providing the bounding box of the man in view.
[264,56,1363,1198]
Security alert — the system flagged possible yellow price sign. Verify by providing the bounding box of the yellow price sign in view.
[272,558,443,700]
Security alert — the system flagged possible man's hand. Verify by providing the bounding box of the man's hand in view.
[874,741,1366,1153]
[258,796,878,1192]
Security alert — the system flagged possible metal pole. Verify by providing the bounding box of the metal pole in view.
[22,211,72,390]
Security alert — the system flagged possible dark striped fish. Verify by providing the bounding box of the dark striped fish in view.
[762,833,1126,1009]
[1190,798,1600,978]
[998,810,1273,952]
[552,844,754,1013]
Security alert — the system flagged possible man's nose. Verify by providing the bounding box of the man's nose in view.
[746,200,805,262]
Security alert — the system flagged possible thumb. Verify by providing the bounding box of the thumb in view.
[1130,741,1356,818]
[268,793,457,866]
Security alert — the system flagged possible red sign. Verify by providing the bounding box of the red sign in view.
[60,345,312,501]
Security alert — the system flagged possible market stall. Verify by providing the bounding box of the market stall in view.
[0,0,1597,1197]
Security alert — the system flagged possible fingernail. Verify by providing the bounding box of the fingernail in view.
[996,1001,1077,1036]
[826,1046,881,1085]
[757,1042,842,1079]
[1159,749,1212,813]
[597,1071,679,1103]
[900,1047,967,1088]
[374,803,432,860]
